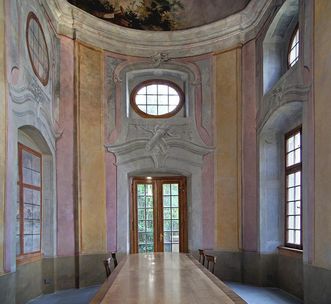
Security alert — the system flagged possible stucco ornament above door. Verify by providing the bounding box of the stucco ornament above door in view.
[67,0,250,31]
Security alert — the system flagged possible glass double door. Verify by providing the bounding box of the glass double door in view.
[131,177,187,253]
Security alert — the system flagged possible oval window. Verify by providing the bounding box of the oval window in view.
[26,12,50,86]
[131,80,184,118]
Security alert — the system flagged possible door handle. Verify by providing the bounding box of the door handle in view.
[160,233,163,242]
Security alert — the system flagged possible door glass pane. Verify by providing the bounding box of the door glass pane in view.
[163,183,180,253]
[137,183,154,253]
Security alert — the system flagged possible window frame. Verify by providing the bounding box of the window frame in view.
[284,126,302,250]
[26,11,50,86]
[287,25,299,69]
[130,79,184,118]
[17,143,43,263]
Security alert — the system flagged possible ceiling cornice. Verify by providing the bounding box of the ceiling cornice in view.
[42,0,275,57]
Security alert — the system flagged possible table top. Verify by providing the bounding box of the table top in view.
[91,253,246,304]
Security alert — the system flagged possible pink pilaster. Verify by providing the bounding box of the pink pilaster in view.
[56,36,75,256]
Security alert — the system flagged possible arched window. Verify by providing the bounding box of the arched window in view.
[130,80,184,118]
[288,27,299,68]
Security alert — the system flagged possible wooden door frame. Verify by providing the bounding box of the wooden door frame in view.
[130,176,188,254]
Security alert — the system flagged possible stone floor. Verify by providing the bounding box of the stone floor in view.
[27,285,100,304]
[225,282,303,304]
[27,282,303,304]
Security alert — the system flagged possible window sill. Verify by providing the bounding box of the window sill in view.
[16,252,43,265]
[278,246,303,258]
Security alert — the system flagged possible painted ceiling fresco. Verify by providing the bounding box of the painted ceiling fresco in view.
[67,0,250,31]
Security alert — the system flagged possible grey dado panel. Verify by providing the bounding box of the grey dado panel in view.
[304,264,331,304]
[16,260,43,304]
[0,272,15,304]
[242,252,278,287]
[278,254,303,299]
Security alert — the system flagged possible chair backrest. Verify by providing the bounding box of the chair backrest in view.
[103,257,112,278]
[205,254,216,274]
[111,252,118,268]
[198,249,205,266]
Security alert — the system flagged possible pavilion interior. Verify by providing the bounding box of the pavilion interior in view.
[0,0,331,303]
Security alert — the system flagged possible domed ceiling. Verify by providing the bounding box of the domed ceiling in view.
[67,0,250,31]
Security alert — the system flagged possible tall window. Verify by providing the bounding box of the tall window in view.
[17,144,42,258]
[288,27,299,68]
[285,127,302,249]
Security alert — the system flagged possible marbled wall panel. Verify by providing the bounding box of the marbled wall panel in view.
[214,48,241,251]
[78,43,107,253]
[314,0,331,270]
[0,0,6,274]
[57,36,75,256]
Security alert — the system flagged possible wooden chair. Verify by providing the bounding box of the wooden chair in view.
[103,252,118,278]
[111,252,118,268]
[205,254,216,274]
[103,257,112,278]
[198,249,205,266]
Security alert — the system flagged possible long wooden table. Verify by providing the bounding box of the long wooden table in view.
[91,253,246,304]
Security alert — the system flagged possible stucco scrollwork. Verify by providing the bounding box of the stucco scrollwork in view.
[9,76,50,106]
[106,122,212,169]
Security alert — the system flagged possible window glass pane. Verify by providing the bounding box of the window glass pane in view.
[146,209,153,220]
[287,152,295,167]
[136,95,146,105]
[158,85,168,95]
[158,96,168,105]
[294,133,301,148]
[295,186,301,200]
[295,216,301,229]
[288,216,295,229]
[288,230,295,244]
[295,172,301,185]
[295,201,301,215]
[138,209,145,220]
[146,184,153,196]
[147,85,157,94]
[163,196,171,207]
[169,95,180,106]
[295,231,301,245]
[163,184,170,195]
[171,196,179,208]
[33,235,40,252]
[295,149,301,164]
[24,235,33,253]
[137,87,146,95]
[23,168,33,184]
[158,106,169,115]
[287,202,295,215]
[288,174,295,187]
[169,87,177,95]
[163,208,171,219]
[137,105,146,112]
[147,95,157,105]
[288,188,294,201]
[287,136,294,152]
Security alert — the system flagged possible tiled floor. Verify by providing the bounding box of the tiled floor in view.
[226,282,303,304]
[27,282,303,304]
